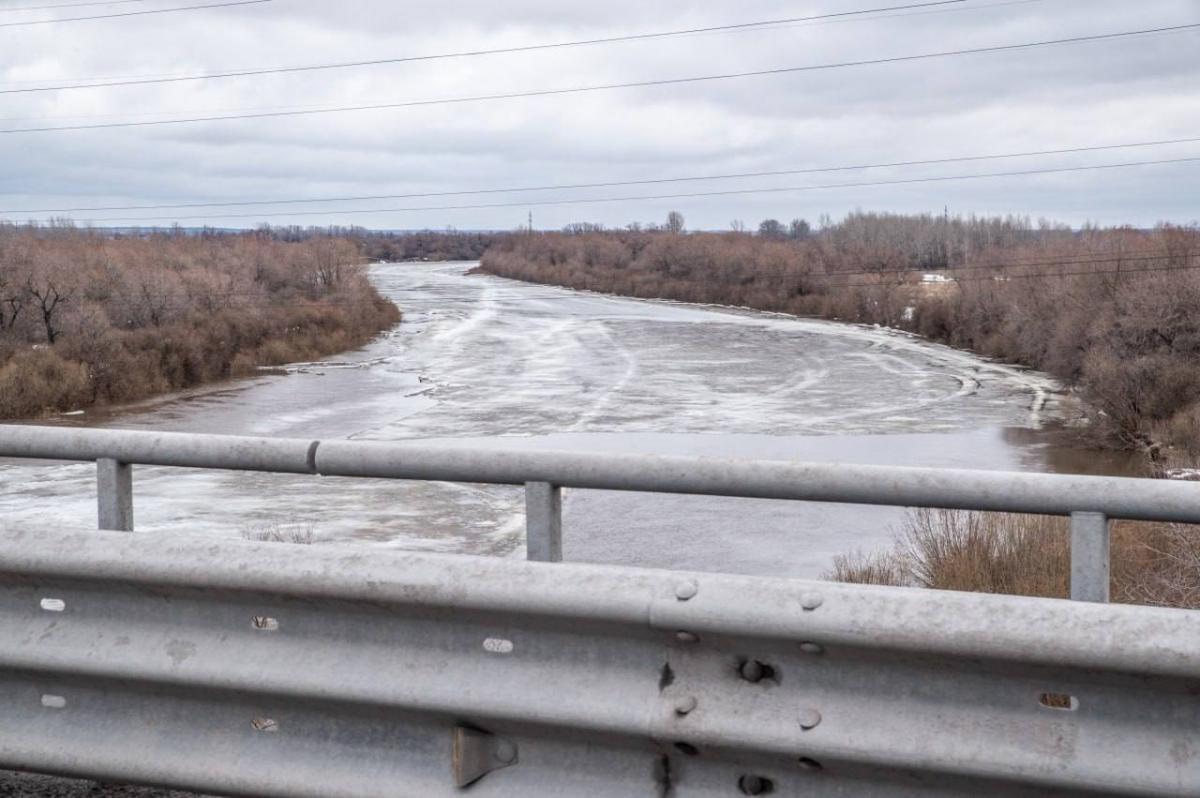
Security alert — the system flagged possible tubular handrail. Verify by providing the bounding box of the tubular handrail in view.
[3,424,1197,603]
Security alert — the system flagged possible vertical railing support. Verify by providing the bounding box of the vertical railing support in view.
[1070,511,1110,603]
[97,458,133,532]
[525,481,562,562]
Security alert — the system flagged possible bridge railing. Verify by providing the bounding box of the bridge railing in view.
[4,425,1200,602]
[2,425,1200,795]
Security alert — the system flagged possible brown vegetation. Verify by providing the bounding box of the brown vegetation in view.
[0,224,400,419]
[827,509,1200,609]
[478,213,1200,454]
[269,225,507,262]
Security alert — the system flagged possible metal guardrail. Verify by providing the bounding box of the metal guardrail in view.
[1,524,1197,797]
[5,425,1200,601]
[2,425,1200,795]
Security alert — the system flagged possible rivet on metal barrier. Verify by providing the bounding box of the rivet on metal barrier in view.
[797,757,822,771]
[674,581,699,601]
[675,631,699,644]
[674,696,698,716]
[737,659,776,684]
[737,774,775,795]
[798,709,822,731]
[800,593,823,611]
[799,642,824,656]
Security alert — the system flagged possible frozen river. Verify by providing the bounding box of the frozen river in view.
[0,262,1131,578]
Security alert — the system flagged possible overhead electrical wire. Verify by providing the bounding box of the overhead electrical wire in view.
[4,21,1197,133]
[0,0,1041,91]
[4,135,1198,216]
[0,0,268,27]
[23,155,1198,224]
[0,0,144,12]
[0,1,979,93]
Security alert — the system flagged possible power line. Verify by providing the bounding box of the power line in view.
[6,135,1199,215]
[0,1,980,93]
[0,0,1040,91]
[4,21,1197,133]
[25,155,1198,224]
[0,0,268,27]
[0,0,144,12]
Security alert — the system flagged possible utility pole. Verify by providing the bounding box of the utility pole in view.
[528,211,534,235]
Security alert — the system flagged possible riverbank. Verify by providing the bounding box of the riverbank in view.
[0,227,401,420]
[477,216,1200,464]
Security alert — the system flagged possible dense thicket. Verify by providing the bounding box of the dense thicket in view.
[479,213,1200,453]
[263,225,506,262]
[0,225,400,419]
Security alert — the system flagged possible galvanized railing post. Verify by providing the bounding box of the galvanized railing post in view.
[524,481,562,562]
[1070,511,1110,603]
[97,457,133,532]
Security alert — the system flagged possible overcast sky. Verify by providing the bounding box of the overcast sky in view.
[0,0,1197,231]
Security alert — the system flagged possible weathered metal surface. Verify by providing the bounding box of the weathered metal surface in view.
[1071,511,1111,603]
[4,424,1199,607]
[95,458,133,532]
[0,426,316,474]
[3,425,1200,793]
[4,425,1200,523]
[0,527,1197,797]
[524,481,562,563]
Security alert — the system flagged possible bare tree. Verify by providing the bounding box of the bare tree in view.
[25,273,72,344]
[665,211,686,235]
[0,267,25,332]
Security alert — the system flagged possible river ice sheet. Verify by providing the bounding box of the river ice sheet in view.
[1,262,1091,578]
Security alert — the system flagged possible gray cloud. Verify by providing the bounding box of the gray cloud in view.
[0,0,1197,230]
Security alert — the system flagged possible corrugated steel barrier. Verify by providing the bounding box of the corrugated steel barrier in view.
[0,425,1198,795]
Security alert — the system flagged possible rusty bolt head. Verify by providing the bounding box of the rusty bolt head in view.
[675,580,699,601]
[798,709,822,730]
[674,696,698,716]
[801,593,823,611]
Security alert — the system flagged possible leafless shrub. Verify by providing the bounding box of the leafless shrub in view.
[827,509,1200,609]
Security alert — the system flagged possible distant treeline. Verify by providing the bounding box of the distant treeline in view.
[263,225,507,262]
[479,212,1200,456]
[0,224,400,419]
